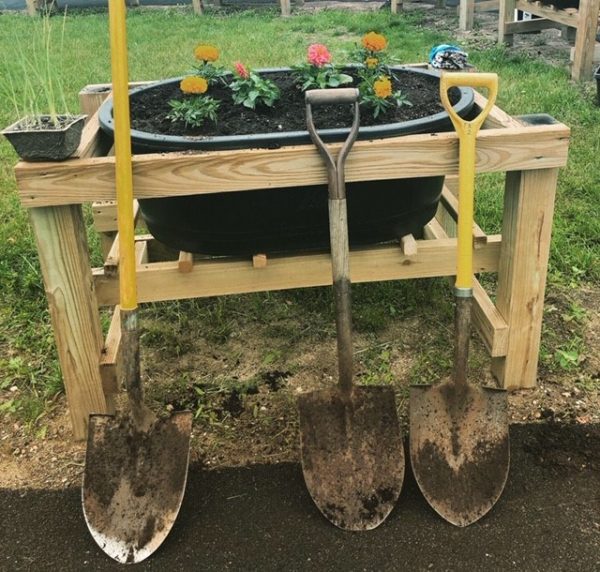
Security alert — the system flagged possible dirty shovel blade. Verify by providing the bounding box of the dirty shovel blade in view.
[298,385,405,531]
[409,382,509,527]
[82,411,193,564]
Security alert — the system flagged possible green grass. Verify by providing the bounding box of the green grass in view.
[1,8,599,427]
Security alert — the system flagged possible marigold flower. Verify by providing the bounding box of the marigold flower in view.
[373,76,392,99]
[365,57,379,69]
[307,43,332,67]
[234,61,250,80]
[194,44,219,62]
[362,32,387,52]
[180,75,208,95]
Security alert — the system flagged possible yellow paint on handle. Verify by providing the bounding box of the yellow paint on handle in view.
[109,0,137,311]
[439,73,498,290]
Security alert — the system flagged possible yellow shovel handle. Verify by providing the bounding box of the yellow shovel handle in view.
[109,0,137,311]
[439,72,498,290]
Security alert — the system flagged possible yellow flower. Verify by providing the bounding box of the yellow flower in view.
[180,76,208,95]
[194,44,219,62]
[365,57,379,69]
[362,32,388,52]
[373,76,392,99]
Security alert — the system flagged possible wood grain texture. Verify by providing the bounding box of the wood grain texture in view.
[491,169,559,389]
[178,251,194,273]
[29,206,107,439]
[459,0,475,30]
[16,124,570,208]
[572,0,600,80]
[93,237,502,306]
[515,0,580,26]
[499,0,517,44]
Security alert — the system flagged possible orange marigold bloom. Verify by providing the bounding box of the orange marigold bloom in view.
[373,76,392,99]
[180,76,208,95]
[194,44,219,62]
[362,32,387,52]
[365,57,379,68]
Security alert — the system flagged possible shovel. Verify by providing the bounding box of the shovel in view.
[298,88,405,531]
[409,72,509,527]
[82,0,192,563]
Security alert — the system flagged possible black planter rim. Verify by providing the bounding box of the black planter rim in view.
[98,66,474,152]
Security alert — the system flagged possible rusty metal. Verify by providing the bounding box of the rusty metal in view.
[299,88,404,531]
[82,310,192,563]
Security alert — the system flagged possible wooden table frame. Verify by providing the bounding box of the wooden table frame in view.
[13,84,570,439]
[499,0,600,81]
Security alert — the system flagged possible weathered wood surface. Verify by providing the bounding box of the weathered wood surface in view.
[92,236,502,306]
[16,124,570,207]
[491,169,559,389]
[515,0,579,26]
[29,206,108,439]
[572,0,600,80]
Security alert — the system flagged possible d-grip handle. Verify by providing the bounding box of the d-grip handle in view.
[305,87,359,105]
[440,72,498,134]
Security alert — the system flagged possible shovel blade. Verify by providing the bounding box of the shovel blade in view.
[82,411,193,563]
[298,386,404,531]
[409,381,509,527]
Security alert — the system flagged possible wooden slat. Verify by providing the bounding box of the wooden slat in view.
[400,235,417,257]
[504,18,561,34]
[16,124,571,208]
[571,0,600,80]
[93,237,502,306]
[252,254,268,268]
[99,306,121,397]
[515,0,579,26]
[423,218,508,357]
[102,201,141,276]
[178,251,194,273]
[72,109,104,160]
[439,185,488,246]
[474,0,499,11]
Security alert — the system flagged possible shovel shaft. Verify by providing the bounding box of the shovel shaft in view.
[109,0,136,312]
[305,89,360,395]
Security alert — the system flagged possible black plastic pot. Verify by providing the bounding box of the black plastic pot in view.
[2,115,86,161]
[99,67,475,255]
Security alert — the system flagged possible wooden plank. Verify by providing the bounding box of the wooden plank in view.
[515,0,579,26]
[459,0,475,31]
[136,240,149,265]
[280,0,291,15]
[491,169,559,389]
[16,124,571,208]
[73,109,104,160]
[93,237,502,306]
[25,0,37,16]
[92,201,119,233]
[29,206,107,439]
[101,201,141,275]
[571,0,600,80]
[99,306,121,398]
[423,218,508,357]
[390,0,399,13]
[474,0,499,11]
[78,86,112,120]
[504,18,561,34]
[400,235,417,257]
[252,253,268,268]
[439,185,488,246]
[499,0,517,45]
[178,251,194,273]
[475,93,525,129]
[570,42,600,66]
[192,0,203,13]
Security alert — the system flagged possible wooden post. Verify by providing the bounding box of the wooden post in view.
[390,0,399,14]
[459,0,475,31]
[491,168,559,389]
[571,0,600,81]
[192,0,203,14]
[29,205,108,439]
[280,0,291,16]
[498,0,517,46]
[25,0,37,17]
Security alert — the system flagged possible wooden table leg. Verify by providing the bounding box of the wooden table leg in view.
[498,0,516,46]
[459,0,475,31]
[29,205,108,440]
[571,0,600,81]
[491,168,559,389]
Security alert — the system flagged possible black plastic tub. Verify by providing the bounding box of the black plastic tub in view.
[99,67,475,255]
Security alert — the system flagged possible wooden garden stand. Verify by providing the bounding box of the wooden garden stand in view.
[13,82,570,439]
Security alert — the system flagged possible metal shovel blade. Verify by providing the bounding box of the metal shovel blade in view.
[409,381,509,527]
[299,385,405,531]
[82,411,193,564]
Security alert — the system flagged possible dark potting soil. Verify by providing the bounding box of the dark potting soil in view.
[129,69,460,138]
[2,423,599,571]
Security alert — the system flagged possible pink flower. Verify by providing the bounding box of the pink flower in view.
[234,61,250,79]
[307,44,332,67]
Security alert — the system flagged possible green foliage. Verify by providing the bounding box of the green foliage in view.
[191,61,228,86]
[167,95,220,127]
[229,70,280,109]
[358,71,412,118]
[292,63,353,91]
